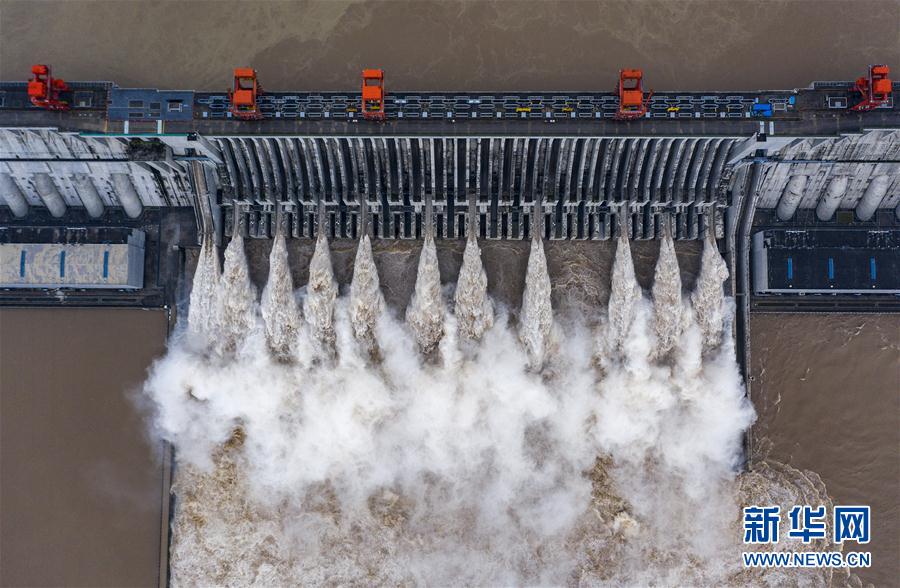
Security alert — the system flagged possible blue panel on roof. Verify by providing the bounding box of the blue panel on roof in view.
[108,88,194,122]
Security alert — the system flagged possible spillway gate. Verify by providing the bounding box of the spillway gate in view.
[215,135,740,241]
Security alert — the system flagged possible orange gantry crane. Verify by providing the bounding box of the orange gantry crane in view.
[850,64,893,112]
[28,64,70,111]
[614,69,652,120]
[361,69,385,120]
[228,68,263,120]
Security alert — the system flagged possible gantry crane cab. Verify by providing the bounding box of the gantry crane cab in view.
[228,68,263,120]
[362,69,386,121]
[615,69,652,120]
[850,64,893,112]
[28,64,70,111]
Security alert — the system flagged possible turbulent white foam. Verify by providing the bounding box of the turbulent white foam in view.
[651,229,684,359]
[348,235,385,353]
[454,236,494,341]
[260,234,301,361]
[304,234,338,356]
[146,233,835,586]
[187,235,220,345]
[215,234,257,354]
[692,229,731,354]
[592,230,758,584]
[405,234,445,355]
[518,238,554,369]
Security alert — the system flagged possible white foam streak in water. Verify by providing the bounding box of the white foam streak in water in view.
[405,234,445,354]
[348,235,385,351]
[651,230,684,359]
[149,233,836,586]
[187,235,220,345]
[692,230,730,353]
[304,234,338,356]
[454,236,494,341]
[260,234,301,361]
[215,234,257,354]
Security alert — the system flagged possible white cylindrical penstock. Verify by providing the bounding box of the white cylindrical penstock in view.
[855,175,889,222]
[776,174,807,221]
[73,174,105,218]
[815,176,849,221]
[111,173,144,219]
[0,173,29,218]
[33,173,67,218]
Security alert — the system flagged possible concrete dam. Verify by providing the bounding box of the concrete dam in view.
[0,70,898,310]
[2,128,899,235]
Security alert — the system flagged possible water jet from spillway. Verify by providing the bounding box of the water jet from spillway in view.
[692,227,730,354]
[304,233,338,358]
[142,227,846,587]
[518,237,554,369]
[215,233,257,355]
[187,234,220,346]
[606,231,641,356]
[454,236,493,342]
[349,234,385,356]
[405,234,445,356]
[261,233,301,362]
[651,226,684,360]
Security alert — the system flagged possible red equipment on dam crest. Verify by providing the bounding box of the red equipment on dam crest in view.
[614,69,653,120]
[228,68,263,120]
[27,64,70,111]
[361,68,386,120]
[851,64,893,112]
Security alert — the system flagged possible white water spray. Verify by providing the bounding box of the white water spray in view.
[348,235,385,353]
[454,236,494,341]
[405,234,445,355]
[144,229,839,587]
[692,228,731,354]
[215,234,257,354]
[304,233,338,356]
[518,238,555,369]
[651,228,684,359]
[260,234,301,361]
[606,232,642,355]
[187,235,220,345]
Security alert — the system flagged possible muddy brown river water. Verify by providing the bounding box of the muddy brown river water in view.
[1,0,899,91]
[0,0,898,586]
[0,308,169,587]
[750,313,900,587]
